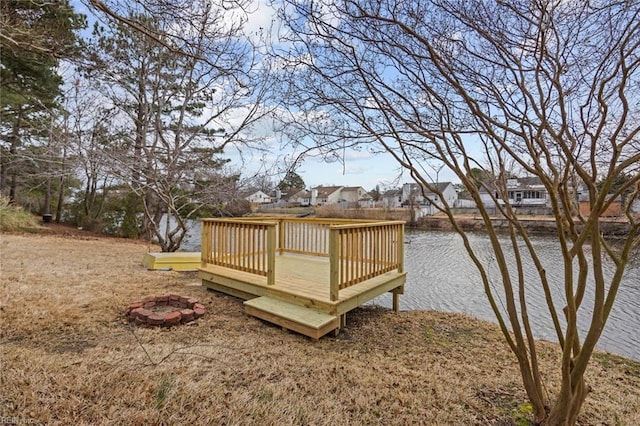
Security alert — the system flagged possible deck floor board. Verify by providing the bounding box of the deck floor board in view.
[200,253,405,316]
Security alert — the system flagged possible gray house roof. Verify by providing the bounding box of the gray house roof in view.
[289,189,311,200]
[315,186,343,198]
[382,189,402,197]
[405,181,453,190]
[404,181,454,196]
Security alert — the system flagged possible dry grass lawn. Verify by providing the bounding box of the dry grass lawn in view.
[1,230,639,425]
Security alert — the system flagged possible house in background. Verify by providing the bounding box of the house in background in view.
[314,186,344,205]
[245,190,272,204]
[289,189,313,206]
[275,186,304,203]
[453,191,477,208]
[381,189,403,208]
[340,186,369,203]
[479,177,549,208]
[401,182,458,209]
[299,185,371,207]
[358,193,376,208]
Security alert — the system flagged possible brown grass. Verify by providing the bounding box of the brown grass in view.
[1,230,638,425]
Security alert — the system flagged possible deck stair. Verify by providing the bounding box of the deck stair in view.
[142,252,200,271]
[244,296,339,339]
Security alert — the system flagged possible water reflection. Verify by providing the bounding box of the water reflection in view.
[376,230,639,361]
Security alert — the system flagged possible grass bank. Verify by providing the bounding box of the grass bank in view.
[1,230,638,425]
[0,197,40,232]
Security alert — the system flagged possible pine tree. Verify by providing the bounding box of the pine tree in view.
[0,0,85,203]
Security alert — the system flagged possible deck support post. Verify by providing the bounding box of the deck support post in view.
[200,221,209,268]
[267,224,276,285]
[340,313,347,328]
[397,225,404,274]
[392,292,400,312]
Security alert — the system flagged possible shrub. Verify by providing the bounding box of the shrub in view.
[0,197,40,231]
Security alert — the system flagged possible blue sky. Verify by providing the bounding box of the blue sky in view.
[229,137,462,190]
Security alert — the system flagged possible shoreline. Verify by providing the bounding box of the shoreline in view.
[414,214,634,237]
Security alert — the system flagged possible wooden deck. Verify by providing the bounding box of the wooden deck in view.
[199,217,406,339]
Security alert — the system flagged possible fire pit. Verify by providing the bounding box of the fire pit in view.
[127,294,205,327]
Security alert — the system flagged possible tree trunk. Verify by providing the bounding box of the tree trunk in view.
[9,174,17,204]
[545,376,589,425]
[44,177,52,215]
[7,108,23,204]
[55,175,64,222]
[55,130,68,222]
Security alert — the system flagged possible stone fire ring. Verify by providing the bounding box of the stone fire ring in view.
[127,294,205,327]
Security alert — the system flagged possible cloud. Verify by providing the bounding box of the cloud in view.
[242,0,279,40]
[342,150,376,162]
[337,163,368,175]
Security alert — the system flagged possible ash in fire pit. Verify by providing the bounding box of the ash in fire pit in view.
[127,294,205,327]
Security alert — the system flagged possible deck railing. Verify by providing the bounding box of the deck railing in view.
[201,217,404,299]
[201,219,276,285]
[329,222,404,300]
[278,218,332,256]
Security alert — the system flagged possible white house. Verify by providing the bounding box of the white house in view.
[478,177,549,207]
[340,186,369,203]
[358,194,376,208]
[313,186,344,205]
[401,182,458,210]
[310,185,373,206]
[381,189,403,208]
[245,190,272,204]
[289,189,312,206]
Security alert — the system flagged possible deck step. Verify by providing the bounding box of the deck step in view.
[142,252,200,271]
[244,296,339,339]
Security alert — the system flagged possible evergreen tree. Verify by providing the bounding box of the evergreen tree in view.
[0,0,85,203]
[278,170,305,191]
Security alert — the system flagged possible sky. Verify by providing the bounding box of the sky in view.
[298,153,460,190]
[213,0,462,190]
[72,0,461,192]
[230,142,432,191]
[297,151,409,190]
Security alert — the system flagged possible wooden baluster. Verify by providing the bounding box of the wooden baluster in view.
[329,228,339,301]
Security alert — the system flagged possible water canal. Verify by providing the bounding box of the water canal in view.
[376,229,640,361]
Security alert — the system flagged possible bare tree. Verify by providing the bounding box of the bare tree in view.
[62,77,119,227]
[85,0,274,251]
[276,0,640,423]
